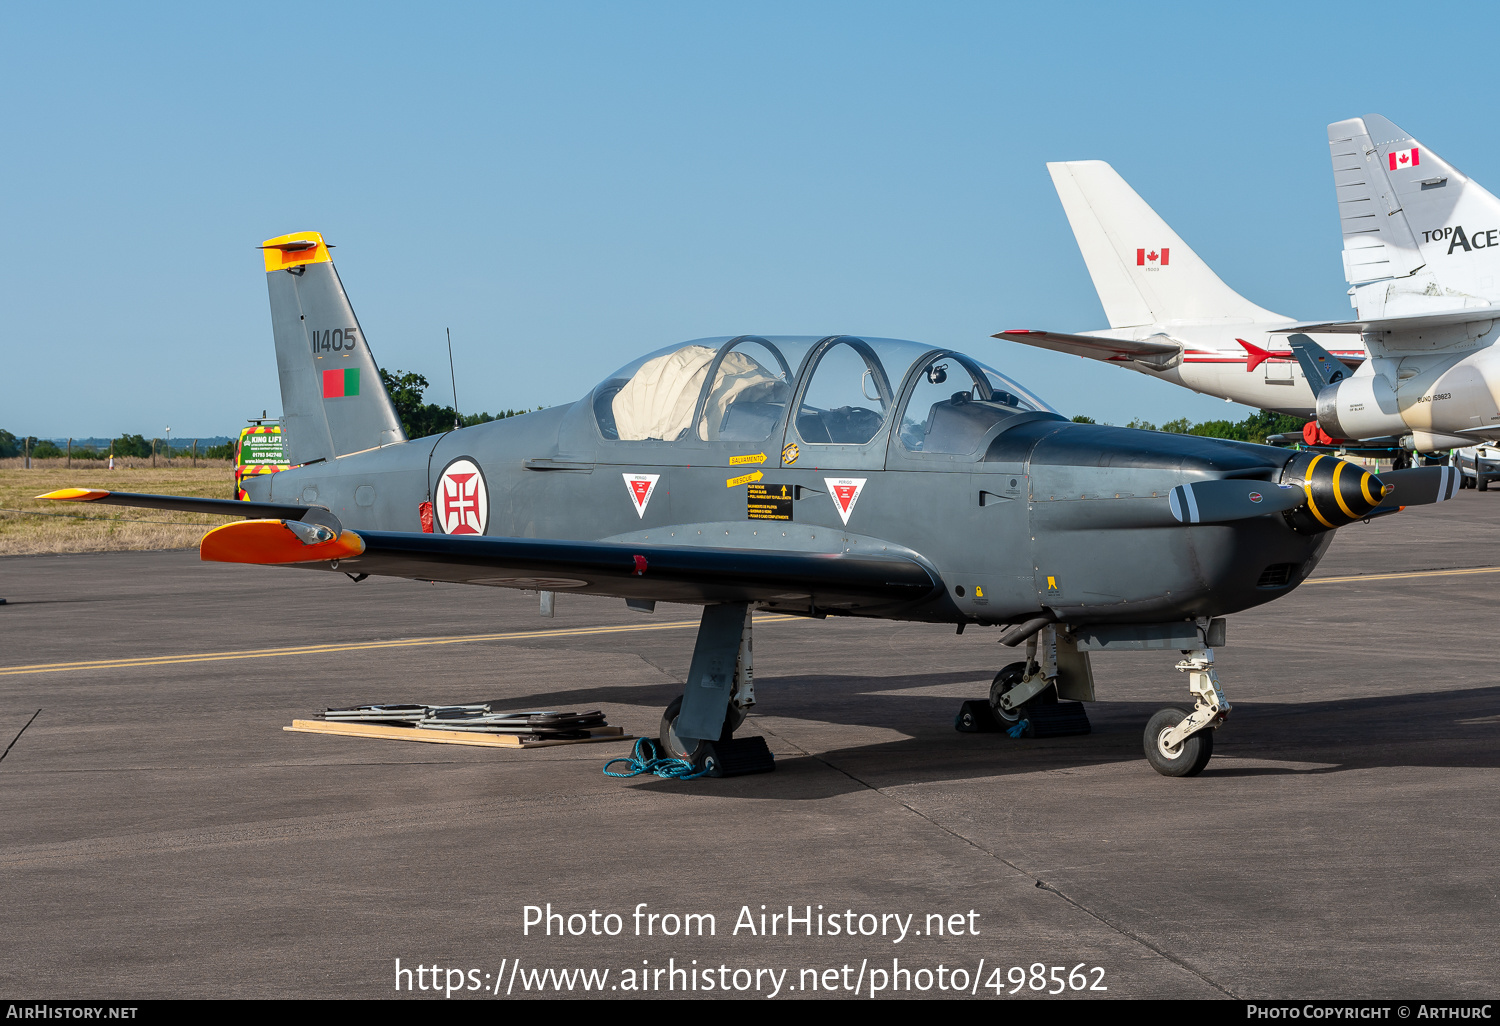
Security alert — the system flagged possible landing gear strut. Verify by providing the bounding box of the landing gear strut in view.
[1143,648,1229,777]
[658,603,754,762]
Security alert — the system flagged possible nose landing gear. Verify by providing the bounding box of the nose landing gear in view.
[1144,648,1229,777]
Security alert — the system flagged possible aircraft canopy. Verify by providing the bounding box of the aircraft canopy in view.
[591,335,1053,450]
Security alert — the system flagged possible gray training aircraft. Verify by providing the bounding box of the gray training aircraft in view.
[44,231,1463,776]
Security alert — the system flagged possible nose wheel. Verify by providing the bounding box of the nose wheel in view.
[1144,707,1214,776]
[1143,648,1229,777]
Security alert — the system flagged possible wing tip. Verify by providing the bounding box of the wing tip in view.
[37,488,109,502]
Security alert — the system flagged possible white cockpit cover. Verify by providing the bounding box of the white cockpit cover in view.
[612,345,780,441]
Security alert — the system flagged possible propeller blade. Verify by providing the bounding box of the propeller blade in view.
[1168,480,1304,524]
[1374,465,1460,509]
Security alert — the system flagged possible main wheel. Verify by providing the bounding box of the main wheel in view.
[658,695,745,762]
[989,661,1056,736]
[1143,707,1213,777]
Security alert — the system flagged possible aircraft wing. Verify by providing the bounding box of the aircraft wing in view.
[38,488,322,521]
[38,490,936,608]
[197,520,939,610]
[993,329,1180,364]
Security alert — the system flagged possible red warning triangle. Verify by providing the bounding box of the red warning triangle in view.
[823,477,867,524]
[622,473,660,518]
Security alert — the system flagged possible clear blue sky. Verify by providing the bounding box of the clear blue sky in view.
[3,1,1497,438]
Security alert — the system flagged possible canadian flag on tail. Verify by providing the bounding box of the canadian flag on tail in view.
[1389,147,1420,170]
[1136,248,1169,269]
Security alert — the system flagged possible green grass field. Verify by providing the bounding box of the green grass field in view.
[0,462,241,555]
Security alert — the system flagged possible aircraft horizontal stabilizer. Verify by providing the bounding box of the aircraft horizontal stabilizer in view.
[198,521,940,608]
[1167,481,1305,525]
[1287,334,1350,391]
[1275,308,1497,335]
[995,329,1179,365]
[39,488,324,522]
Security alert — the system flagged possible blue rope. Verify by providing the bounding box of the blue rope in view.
[1006,719,1030,739]
[603,737,710,780]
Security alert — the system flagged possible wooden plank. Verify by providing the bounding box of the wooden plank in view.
[283,719,632,749]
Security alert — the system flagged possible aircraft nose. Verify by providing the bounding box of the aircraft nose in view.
[1281,452,1391,531]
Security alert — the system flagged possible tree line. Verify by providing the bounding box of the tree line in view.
[1070,409,1308,444]
[379,368,540,439]
[0,431,235,460]
[3,405,1306,462]
[0,369,539,461]
[2,406,1307,462]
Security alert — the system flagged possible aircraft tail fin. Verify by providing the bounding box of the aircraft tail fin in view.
[261,232,406,467]
[1046,160,1284,328]
[1329,115,1500,313]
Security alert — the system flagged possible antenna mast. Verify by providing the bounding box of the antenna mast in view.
[446,327,460,431]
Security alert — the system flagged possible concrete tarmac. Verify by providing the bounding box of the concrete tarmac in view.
[2,496,1499,999]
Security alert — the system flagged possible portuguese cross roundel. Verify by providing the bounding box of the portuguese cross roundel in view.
[436,457,489,535]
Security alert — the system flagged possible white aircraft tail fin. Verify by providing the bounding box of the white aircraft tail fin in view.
[1330,115,1500,314]
[1047,160,1284,329]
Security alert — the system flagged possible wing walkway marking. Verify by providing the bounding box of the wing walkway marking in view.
[1304,565,1500,585]
[0,615,801,677]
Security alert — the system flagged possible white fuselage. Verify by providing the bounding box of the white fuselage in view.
[1317,321,1500,448]
[1084,323,1365,416]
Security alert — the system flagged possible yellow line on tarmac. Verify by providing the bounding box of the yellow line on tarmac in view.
[0,614,801,677]
[1305,566,1500,585]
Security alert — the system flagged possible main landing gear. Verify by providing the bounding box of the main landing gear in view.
[990,662,1059,735]
[968,621,1228,776]
[657,600,762,768]
[1143,648,1229,777]
[658,695,747,762]
[985,626,1091,738]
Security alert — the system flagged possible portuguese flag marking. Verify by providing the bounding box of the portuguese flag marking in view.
[322,367,360,399]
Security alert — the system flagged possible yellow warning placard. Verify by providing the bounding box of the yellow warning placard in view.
[729,452,767,466]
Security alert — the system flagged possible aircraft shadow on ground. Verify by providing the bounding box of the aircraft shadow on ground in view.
[497,673,1500,799]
